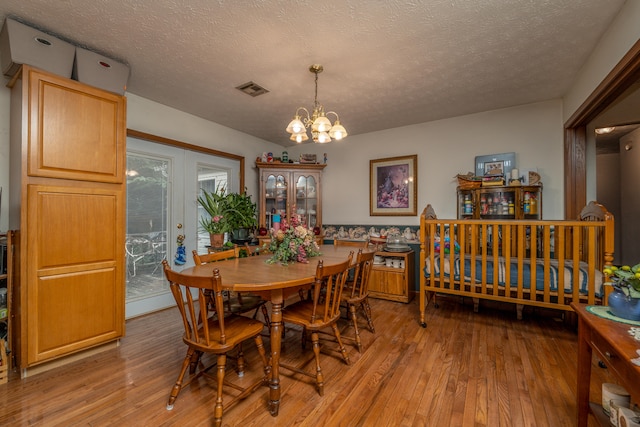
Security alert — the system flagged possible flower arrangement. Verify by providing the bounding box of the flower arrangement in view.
[604,263,640,297]
[265,212,321,265]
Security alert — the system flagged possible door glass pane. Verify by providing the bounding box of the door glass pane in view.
[196,165,230,254]
[126,154,169,301]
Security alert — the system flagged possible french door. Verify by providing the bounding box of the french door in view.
[125,136,240,318]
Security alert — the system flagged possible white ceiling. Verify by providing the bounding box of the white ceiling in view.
[0,0,627,147]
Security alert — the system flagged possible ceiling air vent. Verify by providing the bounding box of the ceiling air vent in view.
[235,81,269,97]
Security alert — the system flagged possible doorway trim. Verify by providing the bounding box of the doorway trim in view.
[126,129,245,191]
[564,39,640,219]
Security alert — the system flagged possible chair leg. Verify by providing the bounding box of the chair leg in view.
[188,350,203,374]
[362,298,375,333]
[167,347,195,410]
[331,323,351,366]
[348,303,363,353]
[310,332,324,396]
[254,335,271,379]
[260,305,271,328]
[236,343,245,377]
[214,354,226,427]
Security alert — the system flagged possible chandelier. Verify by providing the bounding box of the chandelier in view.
[286,64,348,144]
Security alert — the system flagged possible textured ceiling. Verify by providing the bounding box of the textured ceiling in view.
[0,0,628,147]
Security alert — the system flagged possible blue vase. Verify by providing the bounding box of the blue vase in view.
[607,287,640,321]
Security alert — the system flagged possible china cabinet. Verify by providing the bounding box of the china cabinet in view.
[9,65,126,372]
[457,185,542,220]
[368,250,414,303]
[256,162,326,235]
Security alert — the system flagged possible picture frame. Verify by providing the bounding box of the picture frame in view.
[483,160,504,176]
[370,155,417,216]
[475,152,515,178]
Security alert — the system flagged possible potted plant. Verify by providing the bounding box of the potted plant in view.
[604,263,640,321]
[197,188,229,248]
[223,190,258,242]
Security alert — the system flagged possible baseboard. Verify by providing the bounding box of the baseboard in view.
[20,340,119,379]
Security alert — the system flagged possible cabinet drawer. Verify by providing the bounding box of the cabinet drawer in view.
[590,331,634,386]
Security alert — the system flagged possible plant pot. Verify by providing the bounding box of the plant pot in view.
[232,228,250,241]
[209,233,224,248]
[607,286,640,321]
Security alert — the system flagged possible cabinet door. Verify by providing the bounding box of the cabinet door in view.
[25,184,124,364]
[521,187,542,219]
[26,67,126,183]
[457,189,475,219]
[369,269,407,300]
[293,172,320,228]
[263,172,288,228]
[478,188,516,219]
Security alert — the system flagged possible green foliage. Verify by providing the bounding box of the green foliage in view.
[604,263,640,293]
[196,187,257,235]
[197,186,229,234]
[223,190,258,232]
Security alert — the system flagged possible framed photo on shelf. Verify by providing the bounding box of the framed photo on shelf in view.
[483,160,504,176]
[475,152,515,178]
[370,155,417,216]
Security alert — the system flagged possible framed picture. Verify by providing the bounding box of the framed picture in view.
[370,155,417,216]
[475,152,515,178]
[483,160,504,176]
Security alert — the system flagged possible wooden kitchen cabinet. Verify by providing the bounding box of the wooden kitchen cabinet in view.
[256,161,326,237]
[9,66,126,372]
[368,250,414,303]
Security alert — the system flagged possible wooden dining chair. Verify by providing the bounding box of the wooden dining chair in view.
[192,247,270,328]
[333,238,369,248]
[280,252,354,396]
[340,249,376,352]
[161,260,270,426]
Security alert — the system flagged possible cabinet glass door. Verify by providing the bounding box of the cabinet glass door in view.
[294,174,318,227]
[458,189,474,219]
[264,174,288,228]
[479,189,516,219]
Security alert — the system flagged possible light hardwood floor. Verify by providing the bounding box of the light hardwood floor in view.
[0,296,613,426]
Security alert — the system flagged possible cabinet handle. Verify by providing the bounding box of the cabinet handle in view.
[605,351,614,359]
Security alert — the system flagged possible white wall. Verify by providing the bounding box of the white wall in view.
[126,93,281,198]
[1,0,639,230]
[563,0,640,122]
[287,99,564,223]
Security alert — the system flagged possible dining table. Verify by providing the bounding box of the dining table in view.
[178,244,368,416]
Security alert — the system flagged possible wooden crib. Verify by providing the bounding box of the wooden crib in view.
[418,201,614,326]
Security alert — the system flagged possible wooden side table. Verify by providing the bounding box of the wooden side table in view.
[571,303,640,426]
[368,250,414,303]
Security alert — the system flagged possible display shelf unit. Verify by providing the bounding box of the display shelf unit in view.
[0,231,12,376]
[368,249,414,303]
[457,185,542,220]
[256,162,326,239]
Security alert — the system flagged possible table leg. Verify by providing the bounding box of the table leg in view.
[268,290,283,416]
[576,316,592,427]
